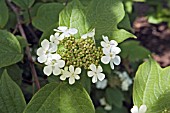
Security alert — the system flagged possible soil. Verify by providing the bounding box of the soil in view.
[133,17,170,67]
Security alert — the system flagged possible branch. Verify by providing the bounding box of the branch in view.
[7,0,40,90]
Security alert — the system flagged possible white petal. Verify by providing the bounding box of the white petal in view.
[69,65,74,73]
[101,41,107,48]
[37,48,45,56]
[87,29,95,37]
[75,67,81,74]
[63,32,71,37]
[41,39,49,50]
[113,55,121,65]
[57,60,65,68]
[89,64,96,72]
[43,66,52,76]
[130,106,139,113]
[102,48,110,55]
[97,73,105,81]
[87,71,95,77]
[96,79,107,89]
[74,74,80,80]
[139,105,147,113]
[111,47,121,54]
[50,35,55,42]
[81,34,88,39]
[69,76,75,85]
[110,40,118,46]
[53,67,61,75]
[54,32,60,37]
[68,28,78,35]
[52,54,61,60]
[101,56,110,64]
[92,75,98,83]
[59,33,65,39]
[58,26,68,32]
[37,55,47,63]
[102,35,109,43]
[110,61,114,69]
[49,43,57,52]
[97,65,103,73]
[60,75,67,81]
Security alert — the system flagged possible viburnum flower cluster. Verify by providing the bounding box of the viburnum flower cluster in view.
[37,26,121,85]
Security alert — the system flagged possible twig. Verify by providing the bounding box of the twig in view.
[7,0,40,90]
[65,0,68,6]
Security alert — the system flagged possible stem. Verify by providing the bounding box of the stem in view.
[7,0,41,90]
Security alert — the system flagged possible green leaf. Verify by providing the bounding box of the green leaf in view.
[133,58,170,112]
[59,0,89,38]
[24,82,95,113]
[0,0,9,28]
[120,40,150,62]
[95,107,107,113]
[118,13,132,31]
[4,11,17,30]
[105,88,124,108]
[0,30,23,68]
[86,0,136,43]
[33,3,64,32]
[0,64,22,85]
[79,69,91,94]
[12,0,35,9]
[39,24,57,43]
[0,70,26,113]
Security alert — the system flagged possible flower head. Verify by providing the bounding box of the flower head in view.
[101,35,118,49]
[43,54,65,76]
[37,39,57,63]
[101,47,121,69]
[131,105,147,113]
[54,26,78,39]
[88,64,105,83]
[67,65,81,85]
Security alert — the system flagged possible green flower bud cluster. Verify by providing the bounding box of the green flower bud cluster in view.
[58,37,103,69]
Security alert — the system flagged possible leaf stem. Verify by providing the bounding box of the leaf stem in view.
[6,0,41,90]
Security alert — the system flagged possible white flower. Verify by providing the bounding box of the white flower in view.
[131,105,147,113]
[67,65,81,85]
[96,79,107,89]
[54,26,78,39]
[121,79,132,91]
[117,71,132,91]
[99,98,112,111]
[37,39,57,63]
[43,54,65,76]
[101,47,121,69]
[88,64,105,83]
[60,67,70,81]
[81,29,95,39]
[101,35,118,49]
[50,32,64,44]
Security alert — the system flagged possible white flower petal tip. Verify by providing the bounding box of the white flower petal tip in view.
[88,64,105,83]
[130,105,147,113]
[81,29,95,39]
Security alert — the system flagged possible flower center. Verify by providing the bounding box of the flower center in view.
[58,37,103,69]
